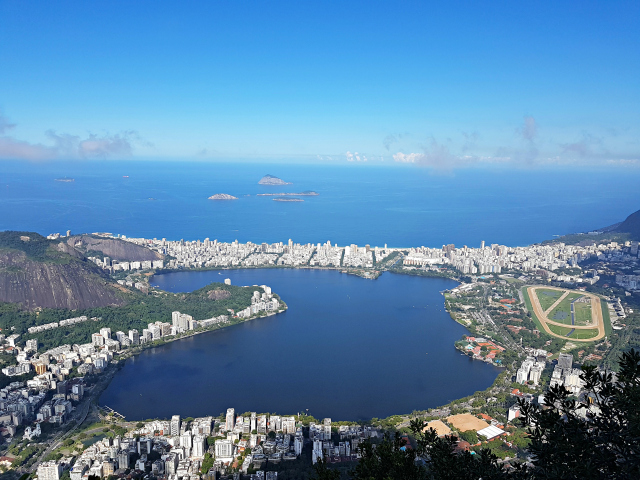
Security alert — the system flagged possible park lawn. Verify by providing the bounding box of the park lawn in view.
[573,301,593,326]
[568,328,599,340]
[535,288,564,312]
[82,434,107,448]
[548,293,582,321]
[600,297,612,336]
[549,324,573,336]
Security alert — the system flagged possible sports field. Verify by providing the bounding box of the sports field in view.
[525,286,606,342]
[535,288,564,311]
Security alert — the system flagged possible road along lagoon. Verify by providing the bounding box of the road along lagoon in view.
[100,269,501,421]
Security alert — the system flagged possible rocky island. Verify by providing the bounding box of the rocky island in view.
[208,193,238,200]
[258,191,318,196]
[273,197,303,202]
[258,174,292,185]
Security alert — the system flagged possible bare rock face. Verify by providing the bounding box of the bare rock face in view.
[258,174,291,185]
[208,193,238,200]
[0,250,125,310]
[69,235,163,262]
[207,289,231,300]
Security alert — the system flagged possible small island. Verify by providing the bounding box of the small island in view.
[54,177,75,182]
[258,191,318,196]
[273,197,303,202]
[258,174,292,185]
[208,193,238,200]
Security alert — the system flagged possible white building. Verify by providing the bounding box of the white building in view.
[226,408,235,431]
[215,439,234,459]
[37,461,62,480]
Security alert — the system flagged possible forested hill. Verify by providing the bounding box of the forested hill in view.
[0,283,263,352]
[0,231,126,310]
[615,208,640,240]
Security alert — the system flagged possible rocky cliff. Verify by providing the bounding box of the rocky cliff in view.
[0,232,126,310]
[258,174,292,185]
[69,235,163,261]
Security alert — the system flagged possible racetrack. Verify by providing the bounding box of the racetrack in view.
[526,286,605,342]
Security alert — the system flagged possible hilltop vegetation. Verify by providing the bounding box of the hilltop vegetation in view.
[0,282,265,351]
[615,208,640,240]
[0,231,68,263]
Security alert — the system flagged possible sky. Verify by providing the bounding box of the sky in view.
[0,0,639,169]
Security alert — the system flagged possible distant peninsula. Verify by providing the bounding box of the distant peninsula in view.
[258,191,318,196]
[54,177,74,182]
[258,174,292,185]
[208,193,238,200]
[273,197,303,202]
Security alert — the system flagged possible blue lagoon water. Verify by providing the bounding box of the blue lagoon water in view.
[2,161,639,247]
[100,268,500,421]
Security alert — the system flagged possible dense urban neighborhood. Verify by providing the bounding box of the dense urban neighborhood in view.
[0,229,638,479]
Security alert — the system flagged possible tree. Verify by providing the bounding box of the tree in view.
[352,349,640,479]
[457,430,478,445]
[312,458,340,480]
[517,348,640,479]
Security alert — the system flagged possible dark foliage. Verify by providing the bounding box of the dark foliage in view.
[349,349,640,479]
[0,231,56,262]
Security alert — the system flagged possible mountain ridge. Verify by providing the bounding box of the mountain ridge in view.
[0,232,128,310]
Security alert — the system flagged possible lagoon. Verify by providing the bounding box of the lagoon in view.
[99,268,500,421]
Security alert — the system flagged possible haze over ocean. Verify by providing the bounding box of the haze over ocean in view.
[1,161,639,247]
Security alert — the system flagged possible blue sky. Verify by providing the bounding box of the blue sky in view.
[0,0,638,168]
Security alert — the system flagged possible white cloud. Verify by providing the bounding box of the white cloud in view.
[345,151,367,162]
[0,112,143,161]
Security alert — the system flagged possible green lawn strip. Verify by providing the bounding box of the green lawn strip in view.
[599,296,612,337]
[535,289,564,312]
[573,301,592,326]
[567,328,599,340]
[548,324,573,336]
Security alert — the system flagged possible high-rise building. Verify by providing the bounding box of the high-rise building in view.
[118,451,129,470]
[323,418,332,439]
[129,329,140,345]
[558,353,573,371]
[282,416,296,434]
[215,439,234,458]
[250,412,257,432]
[102,461,114,477]
[37,461,62,480]
[100,328,112,340]
[225,408,235,431]
[25,339,38,352]
[171,415,181,436]
[180,431,192,450]
[164,455,178,476]
[243,417,251,434]
[192,434,206,458]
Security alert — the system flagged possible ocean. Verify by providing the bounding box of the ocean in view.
[2,160,638,247]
